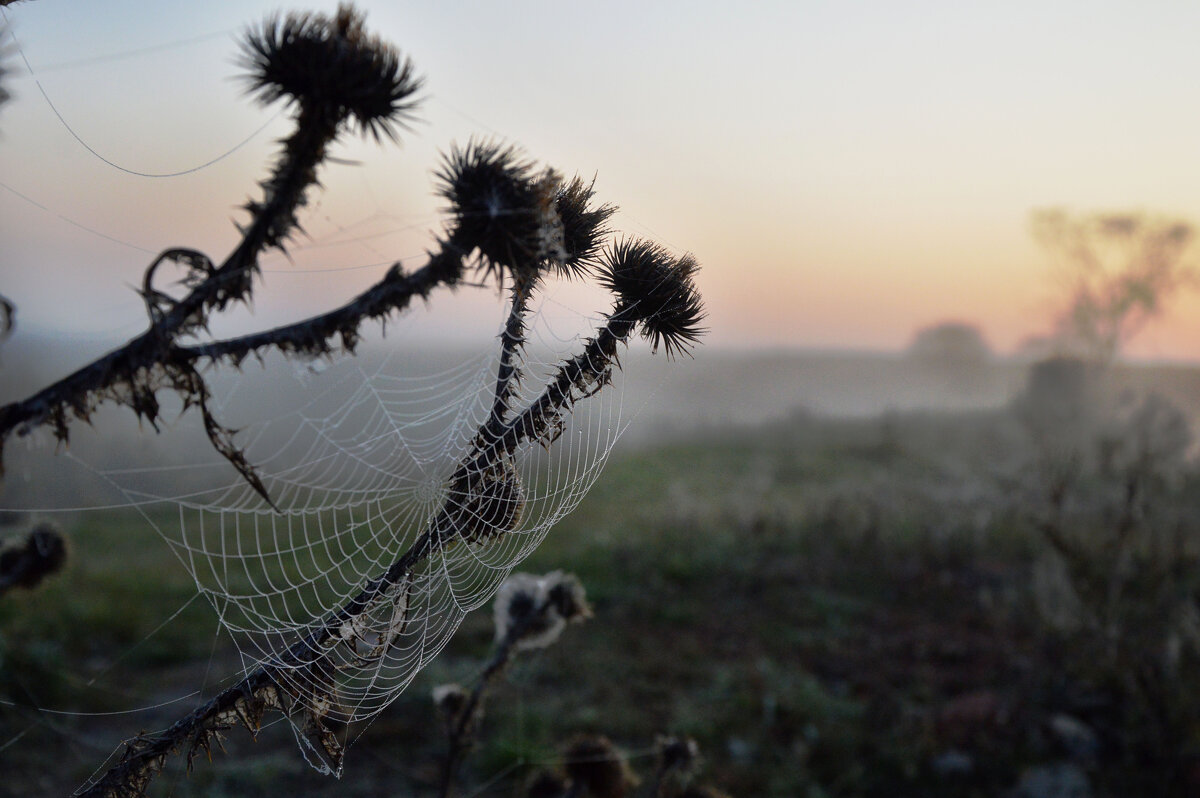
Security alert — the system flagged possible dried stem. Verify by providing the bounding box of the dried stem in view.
[181,241,468,364]
[0,4,426,503]
[437,592,552,798]
[1,8,705,795]
[485,277,535,438]
[80,307,637,797]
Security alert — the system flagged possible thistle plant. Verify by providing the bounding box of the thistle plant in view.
[434,576,731,798]
[435,571,593,798]
[522,733,726,798]
[0,521,66,595]
[0,4,705,796]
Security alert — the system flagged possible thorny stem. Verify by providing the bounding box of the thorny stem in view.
[0,238,466,480]
[81,309,637,798]
[437,593,552,798]
[181,242,467,364]
[484,277,535,439]
[144,103,340,344]
[0,98,366,497]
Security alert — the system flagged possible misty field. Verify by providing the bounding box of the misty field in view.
[5,363,1200,797]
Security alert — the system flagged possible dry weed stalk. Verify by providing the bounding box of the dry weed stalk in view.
[435,571,592,798]
[0,4,704,795]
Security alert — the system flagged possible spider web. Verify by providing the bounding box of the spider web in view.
[2,284,637,774]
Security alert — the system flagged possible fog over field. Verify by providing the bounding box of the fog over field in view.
[6,325,1200,512]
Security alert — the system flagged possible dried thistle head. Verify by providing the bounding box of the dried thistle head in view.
[436,139,568,281]
[599,239,706,357]
[457,458,525,545]
[563,735,638,798]
[431,682,469,728]
[0,522,68,590]
[555,176,616,277]
[240,3,422,139]
[546,571,593,624]
[493,572,559,649]
[492,571,591,650]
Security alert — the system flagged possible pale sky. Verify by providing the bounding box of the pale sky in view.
[5,0,1200,362]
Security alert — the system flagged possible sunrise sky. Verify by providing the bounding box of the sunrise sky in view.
[6,0,1200,361]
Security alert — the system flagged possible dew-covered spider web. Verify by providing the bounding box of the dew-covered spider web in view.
[0,282,645,774]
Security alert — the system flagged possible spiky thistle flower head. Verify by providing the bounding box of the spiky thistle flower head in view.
[598,239,706,357]
[0,522,67,590]
[555,176,616,277]
[436,139,568,282]
[240,3,422,140]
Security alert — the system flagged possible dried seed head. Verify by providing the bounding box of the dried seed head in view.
[563,735,638,798]
[0,523,68,590]
[546,571,593,624]
[437,139,567,280]
[431,683,469,726]
[493,572,561,649]
[456,458,525,545]
[492,571,591,650]
[599,239,706,357]
[555,176,616,277]
[240,3,422,140]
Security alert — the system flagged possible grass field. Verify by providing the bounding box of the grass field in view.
[3,386,1200,796]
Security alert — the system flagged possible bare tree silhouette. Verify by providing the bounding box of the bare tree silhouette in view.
[1031,209,1196,362]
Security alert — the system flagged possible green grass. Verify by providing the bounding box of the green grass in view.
[4,406,1198,796]
[1,509,215,702]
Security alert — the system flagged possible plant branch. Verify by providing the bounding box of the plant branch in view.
[180,241,468,365]
[484,277,535,439]
[80,306,639,797]
[0,242,466,496]
[437,595,548,798]
[0,4,424,502]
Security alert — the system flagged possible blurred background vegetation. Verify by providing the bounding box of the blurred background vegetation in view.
[5,347,1200,796]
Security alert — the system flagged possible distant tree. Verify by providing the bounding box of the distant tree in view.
[1031,209,1196,362]
[907,321,992,366]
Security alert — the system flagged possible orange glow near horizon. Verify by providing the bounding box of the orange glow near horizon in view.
[6,2,1200,363]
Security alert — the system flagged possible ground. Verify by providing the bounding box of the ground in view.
[3,401,1199,796]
